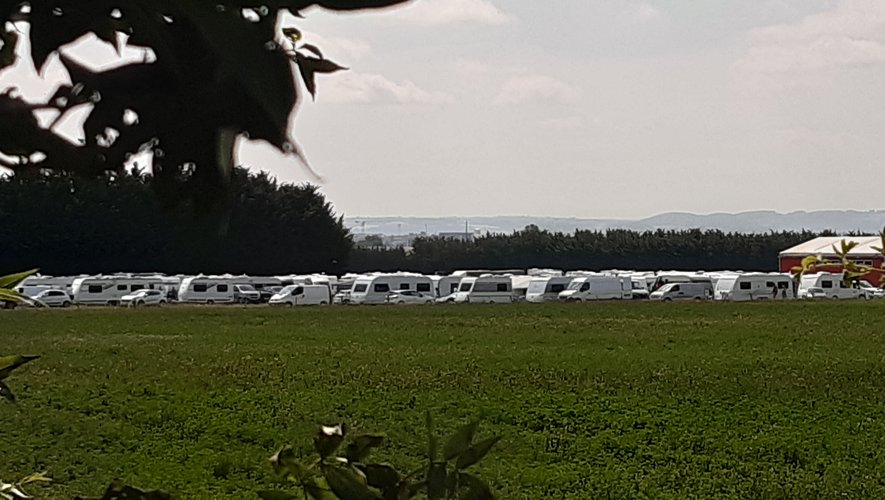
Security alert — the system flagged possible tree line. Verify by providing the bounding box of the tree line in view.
[351,224,831,274]
[0,168,352,276]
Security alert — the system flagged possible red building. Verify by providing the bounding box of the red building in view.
[779,236,885,286]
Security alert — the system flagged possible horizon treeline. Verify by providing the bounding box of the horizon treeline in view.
[0,168,352,276]
[0,169,844,276]
[350,225,834,274]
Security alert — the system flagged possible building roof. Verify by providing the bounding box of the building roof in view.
[780,236,884,257]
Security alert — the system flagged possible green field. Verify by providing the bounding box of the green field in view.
[3,302,885,499]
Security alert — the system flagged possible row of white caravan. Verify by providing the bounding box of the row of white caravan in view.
[14,270,881,307]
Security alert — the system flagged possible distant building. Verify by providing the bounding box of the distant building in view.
[438,232,475,242]
[779,236,884,285]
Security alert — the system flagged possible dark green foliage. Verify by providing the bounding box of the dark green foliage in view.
[352,226,825,273]
[74,480,171,500]
[266,418,498,499]
[0,354,39,403]
[0,168,352,275]
[0,0,407,202]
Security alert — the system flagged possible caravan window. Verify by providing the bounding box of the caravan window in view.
[821,281,833,289]
[496,283,509,292]
[778,282,790,289]
[399,283,410,290]
[550,284,566,293]
[88,285,102,294]
[374,283,390,293]
[217,284,229,292]
[194,284,208,292]
[765,282,775,288]
[739,282,751,290]
[131,284,145,291]
[117,284,128,291]
[417,283,431,292]
[353,284,367,293]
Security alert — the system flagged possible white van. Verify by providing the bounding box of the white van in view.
[451,276,513,303]
[349,273,434,305]
[526,276,575,303]
[650,272,713,292]
[650,282,713,301]
[269,284,331,306]
[558,276,631,301]
[798,272,862,300]
[715,273,794,301]
[177,275,238,304]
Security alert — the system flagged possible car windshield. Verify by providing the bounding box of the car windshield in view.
[657,284,676,293]
[566,281,583,290]
[459,282,473,292]
[237,284,257,292]
[279,285,297,294]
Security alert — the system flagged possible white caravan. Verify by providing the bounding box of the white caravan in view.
[558,276,631,302]
[798,272,862,300]
[269,285,331,306]
[349,273,434,304]
[525,276,575,303]
[177,275,243,304]
[451,276,514,303]
[715,273,795,301]
[431,275,463,299]
[19,274,85,296]
[72,275,176,305]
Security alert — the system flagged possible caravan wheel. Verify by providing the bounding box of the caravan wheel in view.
[206,300,215,305]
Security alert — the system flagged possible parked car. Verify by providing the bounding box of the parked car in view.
[259,286,283,303]
[649,282,712,301]
[233,284,261,304]
[857,281,884,299]
[385,290,435,305]
[801,287,828,300]
[33,289,72,308]
[121,289,167,307]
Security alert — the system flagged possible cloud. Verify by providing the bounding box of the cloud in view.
[493,75,579,105]
[734,0,885,73]
[392,0,515,26]
[539,116,585,131]
[622,3,663,25]
[319,72,454,105]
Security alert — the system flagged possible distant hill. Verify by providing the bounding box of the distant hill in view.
[344,210,885,236]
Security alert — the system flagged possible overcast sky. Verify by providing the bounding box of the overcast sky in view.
[4,0,885,219]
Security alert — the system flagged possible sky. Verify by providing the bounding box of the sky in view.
[3,0,885,219]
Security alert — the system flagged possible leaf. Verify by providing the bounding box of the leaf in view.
[295,53,347,100]
[270,446,310,478]
[443,421,479,461]
[0,30,18,70]
[258,490,298,500]
[345,434,386,462]
[0,289,35,306]
[0,380,15,403]
[0,355,40,381]
[455,437,500,470]
[18,472,51,486]
[360,464,400,494]
[426,463,448,500]
[300,43,324,59]
[323,465,379,500]
[283,27,302,42]
[314,424,346,458]
[457,473,494,500]
[0,269,39,290]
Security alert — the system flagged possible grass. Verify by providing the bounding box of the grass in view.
[3,302,885,499]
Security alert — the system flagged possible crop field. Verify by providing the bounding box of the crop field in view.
[3,302,885,499]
